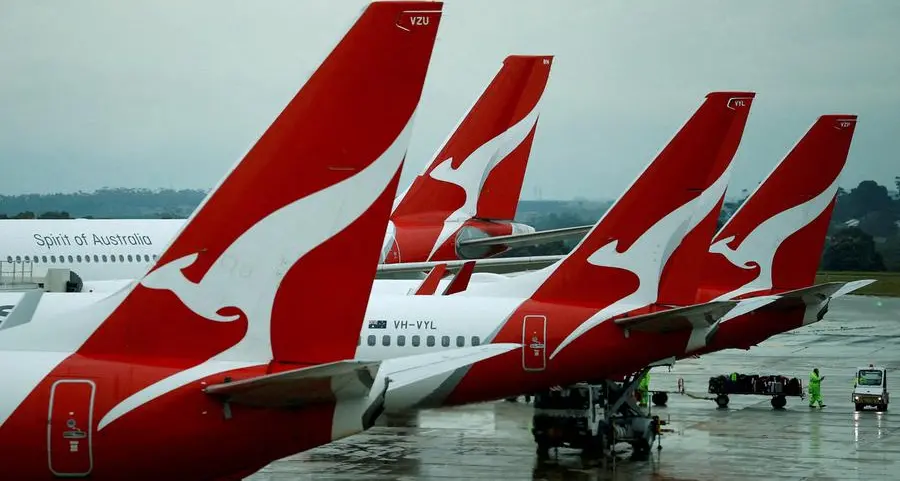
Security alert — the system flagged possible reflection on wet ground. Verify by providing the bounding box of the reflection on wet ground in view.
[248,296,900,480]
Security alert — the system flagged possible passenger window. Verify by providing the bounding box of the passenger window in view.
[41,256,47,263]
[102,254,108,262]
[472,336,481,346]
[50,255,57,263]
[93,255,99,262]
[426,335,435,347]
[382,335,391,347]
[144,254,150,262]
[127,254,133,262]
[397,335,406,347]
[32,256,39,263]
[441,336,450,347]
[15,256,21,263]
[110,255,116,263]
[367,335,376,346]
[5,256,10,263]
[118,255,124,262]
[456,336,465,347]
[152,254,158,260]
[76,255,82,262]
[412,335,421,347]
[67,255,73,263]
[85,255,90,263]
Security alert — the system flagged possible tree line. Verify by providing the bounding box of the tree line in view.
[1,179,898,272]
[504,178,900,272]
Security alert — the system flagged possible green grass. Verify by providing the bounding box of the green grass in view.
[815,271,900,297]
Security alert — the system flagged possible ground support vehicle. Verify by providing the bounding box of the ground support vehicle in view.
[708,373,804,409]
[530,368,668,461]
[853,366,889,412]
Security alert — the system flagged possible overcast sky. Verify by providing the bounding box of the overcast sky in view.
[2,0,898,200]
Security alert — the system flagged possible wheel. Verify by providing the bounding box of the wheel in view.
[630,439,651,458]
[877,404,887,412]
[771,395,786,409]
[652,392,668,406]
[855,403,864,412]
[581,434,604,459]
[536,442,550,458]
[715,394,729,408]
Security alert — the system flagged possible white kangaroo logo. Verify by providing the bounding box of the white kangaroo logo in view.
[425,103,541,259]
[97,117,416,431]
[708,174,841,302]
[550,165,733,358]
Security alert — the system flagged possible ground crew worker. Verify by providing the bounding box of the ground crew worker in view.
[638,371,651,407]
[809,368,826,408]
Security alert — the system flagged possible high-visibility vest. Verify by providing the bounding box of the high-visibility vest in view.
[639,374,650,390]
[809,372,821,388]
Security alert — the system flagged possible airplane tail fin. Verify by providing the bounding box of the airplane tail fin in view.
[391,54,553,223]
[77,1,443,366]
[505,92,754,308]
[700,115,858,301]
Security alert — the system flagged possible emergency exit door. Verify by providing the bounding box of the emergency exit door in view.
[48,379,95,477]
[522,315,547,371]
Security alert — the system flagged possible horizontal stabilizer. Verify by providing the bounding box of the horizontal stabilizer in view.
[376,255,563,279]
[203,360,380,408]
[719,295,780,323]
[456,224,592,249]
[758,281,869,312]
[831,279,876,298]
[381,343,521,391]
[615,300,739,334]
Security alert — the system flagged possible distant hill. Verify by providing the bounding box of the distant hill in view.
[0,187,207,219]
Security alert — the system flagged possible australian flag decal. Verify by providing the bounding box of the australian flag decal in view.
[368,319,387,329]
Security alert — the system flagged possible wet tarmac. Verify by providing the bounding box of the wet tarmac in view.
[248,295,900,480]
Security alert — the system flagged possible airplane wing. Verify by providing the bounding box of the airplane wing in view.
[0,290,43,331]
[380,343,521,391]
[456,224,592,250]
[375,255,563,279]
[203,344,521,408]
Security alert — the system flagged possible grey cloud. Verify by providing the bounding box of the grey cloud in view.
[0,0,897,200]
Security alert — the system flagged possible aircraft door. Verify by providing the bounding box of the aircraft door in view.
[522,315,547,371]
[48,379,95,477]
